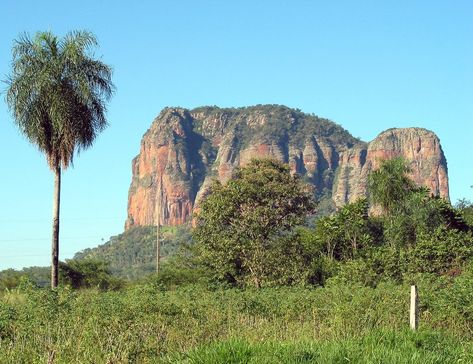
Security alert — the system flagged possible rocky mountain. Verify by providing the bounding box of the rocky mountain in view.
[125,105,449,228]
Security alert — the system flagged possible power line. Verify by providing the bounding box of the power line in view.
[0,252,78,258]
[0,236,104,243]
[0,217,124,223]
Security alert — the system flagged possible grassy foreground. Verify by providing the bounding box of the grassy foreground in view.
[0,277,472,363]
[170,331,472,364]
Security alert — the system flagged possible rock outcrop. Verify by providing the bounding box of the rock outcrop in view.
[332,128,449,207]
[125,105,449,228]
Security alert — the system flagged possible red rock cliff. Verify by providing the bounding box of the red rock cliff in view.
[332,128,449,207]
[125,106,449,228]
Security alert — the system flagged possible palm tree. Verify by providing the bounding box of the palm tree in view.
[5,31,114,288]
[369,157,415,215]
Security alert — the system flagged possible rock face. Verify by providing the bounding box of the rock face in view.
[332,128,449,207]
[125,105,449,229]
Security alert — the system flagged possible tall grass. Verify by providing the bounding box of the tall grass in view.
[0,275,472,363]
[170,330,473,364]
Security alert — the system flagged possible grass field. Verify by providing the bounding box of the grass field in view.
[1,275,472,363]
[169,331,472,364]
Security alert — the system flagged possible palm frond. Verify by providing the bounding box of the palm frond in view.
[4,30,115,170]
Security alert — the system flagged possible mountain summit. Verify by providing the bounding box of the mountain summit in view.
[125,105,448,228]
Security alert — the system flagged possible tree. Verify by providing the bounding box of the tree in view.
[369,157,415,215]
[193,159,316,288]
[5,31,114,288]
[369,159,469,248]
[59,259,123,290]
[369,157,418,248]
[407,227,473,275]
[456,198,473,227]
[313,198,375,261]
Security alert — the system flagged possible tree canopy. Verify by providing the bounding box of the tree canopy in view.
[5,30,114,169]
[193,159,316,288]
[369,157,415,215]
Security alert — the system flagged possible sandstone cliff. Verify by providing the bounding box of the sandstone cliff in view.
[125,105,449,228]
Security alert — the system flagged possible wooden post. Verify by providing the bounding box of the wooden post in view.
[410,285,419,330]
[156,219,160,274]
[155,176,161,274]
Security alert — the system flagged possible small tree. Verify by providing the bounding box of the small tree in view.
[369,157,415,215]
[314,198,374,261]
[369,157,418,248]
[455,198,473,227]
[193,159,316,288]
[407,227,473,275]
[59,259,123,290]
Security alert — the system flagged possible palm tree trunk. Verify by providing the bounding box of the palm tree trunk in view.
[51,165,61,288]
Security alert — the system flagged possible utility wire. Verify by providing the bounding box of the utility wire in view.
[0,252,78,258]
[0,217,124,223]
[0,236,105,243]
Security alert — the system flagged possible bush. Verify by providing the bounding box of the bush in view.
[407,227,473,275]
[59,259,124,290]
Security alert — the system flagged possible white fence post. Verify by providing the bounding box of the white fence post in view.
[410,285,419,330]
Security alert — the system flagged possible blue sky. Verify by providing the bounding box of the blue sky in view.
[0,0,472,270]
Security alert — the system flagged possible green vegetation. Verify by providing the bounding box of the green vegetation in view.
[59,259,124,290]
[0,260,123,290]
[74,225,193,279]
[1,157,472,362]
[194,159,316,288]
[4,30,114,287]
[0,226,192,286]
[0,266,50,290]
[369,157,415,214]
[1,276,472,362]
[191,104,362,150]
[456,198,473,226]
[192,157,472,289]
[171,330,472,364]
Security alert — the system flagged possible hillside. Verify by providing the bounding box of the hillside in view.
[73,226,192,279]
